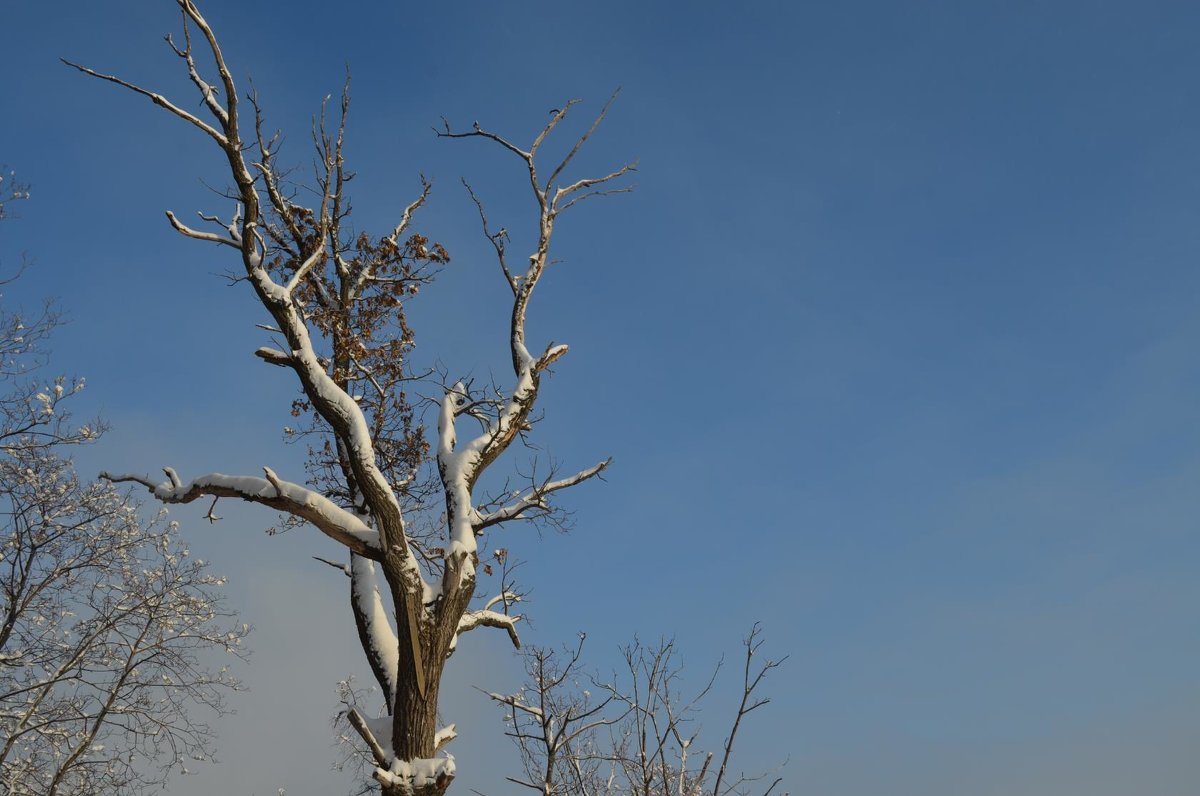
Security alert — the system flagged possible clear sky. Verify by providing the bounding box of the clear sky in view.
[3,1,1200,794]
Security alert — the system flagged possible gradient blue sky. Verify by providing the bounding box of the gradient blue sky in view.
[3,1,1200,794]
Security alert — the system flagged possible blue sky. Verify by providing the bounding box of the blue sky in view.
[3,1,1200,794]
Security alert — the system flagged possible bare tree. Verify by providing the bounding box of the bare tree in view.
[0,169,30,222]
[487,627,787,796]
[0,269,248,794]
[67,2,633,794]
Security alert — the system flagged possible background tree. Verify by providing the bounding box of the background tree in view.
[487,628,786,796]
[68,2,633,794]
[0,181,249,795]
[0,169,30,222]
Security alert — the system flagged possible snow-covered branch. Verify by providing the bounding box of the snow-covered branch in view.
[164,210,239,247]
[434,725,457,752]
[474,458,611,531]
[484,591,521,612]
[346,707,391,768]
[164,9,228,126]
[372,756,456,793]
[456,609,521,650]
[428,99,630,707]
[350,555,399,711]
[485,690,543,719]
[437,93,633,461]
[70,0,428,614]
[253,346,293,367]
[100,469,382,558]
[59,59,227,146]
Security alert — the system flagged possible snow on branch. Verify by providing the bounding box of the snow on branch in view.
[350,554,400,711]
[346,710,458,768]
[434,724,457,752]
[253,346,293,367]
[164,6,228,126]
[484,690,543,720]
[474,458,611,531]
[372,755,457,792]
[72,6,631,780]
[100,468,382,558]
[345,706,390,768]
[69,0,424,597]
[456,609,521,650]
[553,162,638,213]
[431,93,630,627]
[60,58,228,146]
[164,210,240,247]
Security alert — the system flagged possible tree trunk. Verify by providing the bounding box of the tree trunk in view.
[381,661,454,796]
[379,565,461,796]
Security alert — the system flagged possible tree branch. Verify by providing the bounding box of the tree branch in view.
[164,8,228,126]
[253,346,293,367]
[462,179,517,295]
[712,625,786,796]
[546,88,622,192]
[474,458,611,531]
[457,609,521,649]
[165,210,240,247]
[100,469,382,558]
[60,59,227,146]
[485,690,544,719]
[350,554,400,711]
[345,706,390,768]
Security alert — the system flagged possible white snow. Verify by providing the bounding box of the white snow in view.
[375,754,456,791]
[142,470,381,550]
[351,555,399,706]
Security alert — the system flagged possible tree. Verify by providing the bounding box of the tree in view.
[67,2,634,794]
[0,169,30,222]
[0,201,248,793]
[487,627,786,796]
